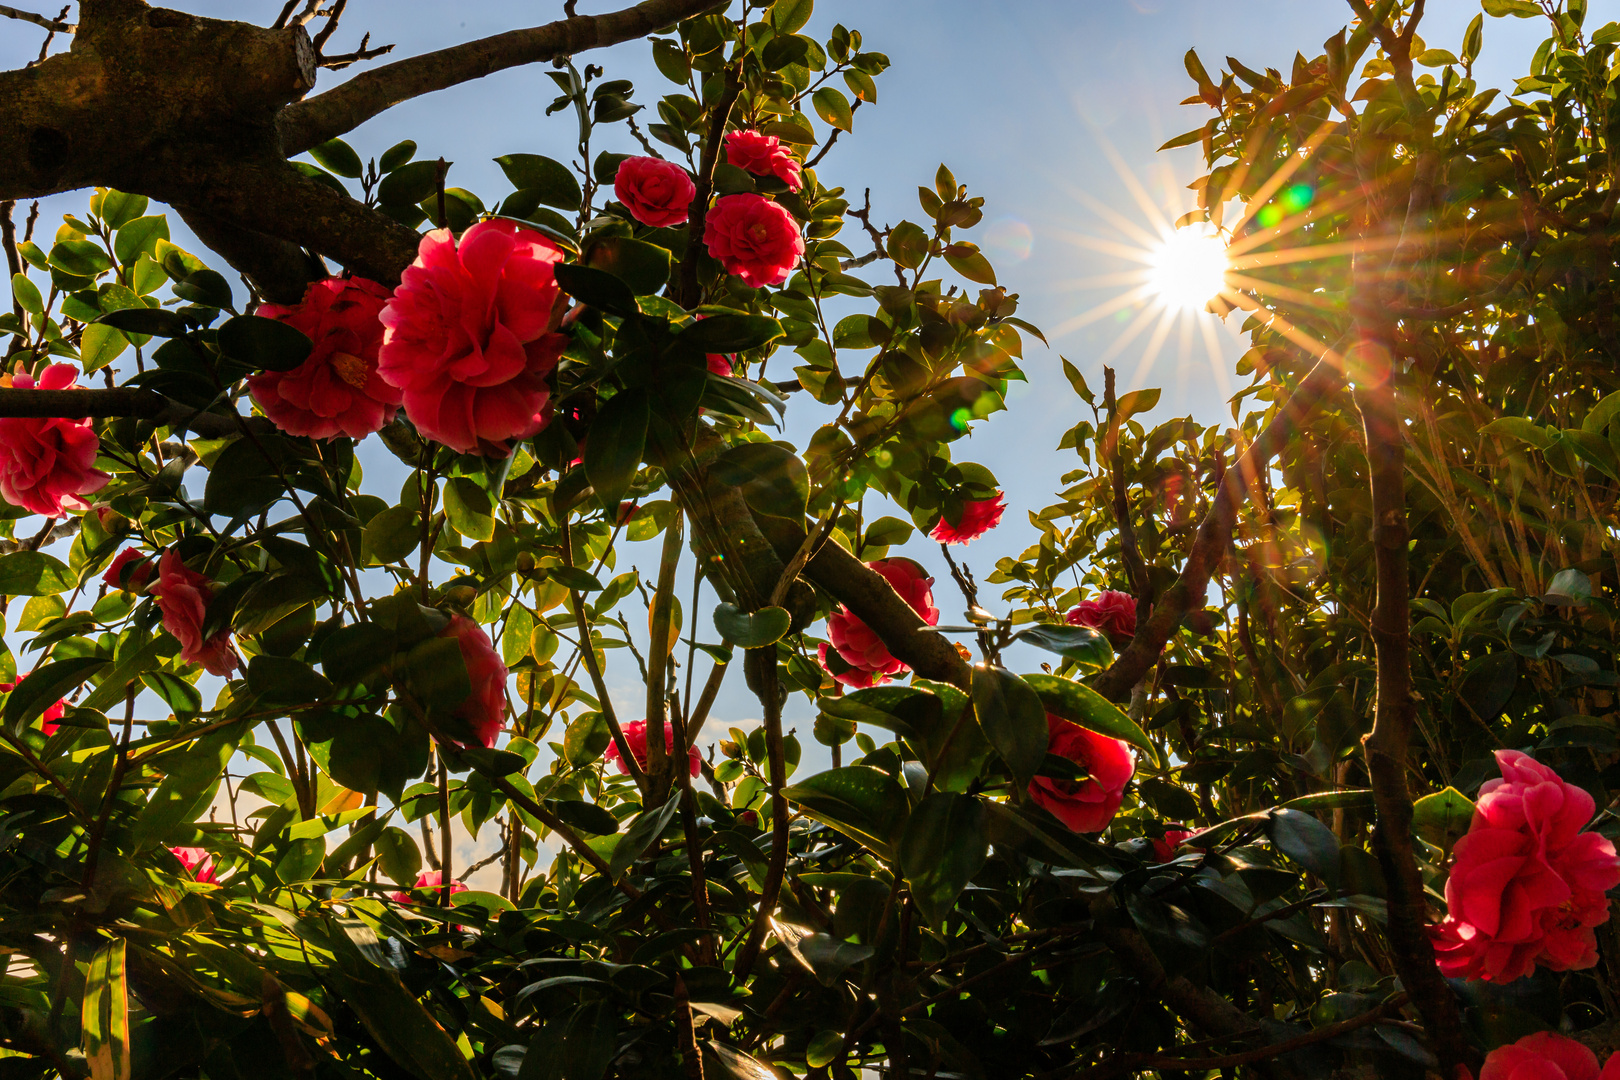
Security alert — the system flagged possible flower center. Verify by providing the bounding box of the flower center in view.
[330,351,370,389]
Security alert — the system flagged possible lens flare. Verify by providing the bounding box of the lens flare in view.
[1145,228,1230,312]
[982,216,1034,263]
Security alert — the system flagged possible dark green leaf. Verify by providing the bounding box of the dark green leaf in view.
[781,765,909,858]
[681,314,784,352]
[1014,624,1112,667]
[586,236,672,295]
[0,550,75,596]
[216,314,312,372]
[971,665,1048,791]
[310,138,365,179]
[554,263,638,319]
[899,792,988,927]
[1266,808,1340,888]
[94,307,188,338]
[377,159,445,208]
[3,657,106,732]
[1025,673,1156,760]
[495,154,583,212]
[608,796,680,880]
[584,388,648,512]
[709,442,807,520]
[712,603,791,648]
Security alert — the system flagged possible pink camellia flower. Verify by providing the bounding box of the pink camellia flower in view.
[0,364,108,517]
[1475,1031,1620,1080]
[704,193,805,289]
[170,846,217,884]
[440,614,506,749]
[1153,825,1196,862]
[149,549,238,677]
[102,547,154,592]
[246,276,401,440]
[1028,714,1135,834]
[0,673,64,736]
[378,220,567,457]
[389,869,469,904]
[1066,590,1137,643]
[821,558,940,688]
[604,718,701,777]
[707,353,734,377]
[614,156,697,228]
[1430,750,1620,984]
[724,130,803,191]
[930,493,1006,546]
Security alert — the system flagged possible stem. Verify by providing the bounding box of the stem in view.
[732,648,787,981]
[674,62,743,308]
[562,517,646,791]
[644,511,684,802]
[437,750,452,904]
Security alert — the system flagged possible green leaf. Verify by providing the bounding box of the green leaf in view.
[710,442,808,520]
[375,825,422,884]
[1115,388,1160,421]
[1024,673,1156,761]
[248,654,334,704]
[1482,0,1541,15]
[377,159,444,207]
[899,792,988,927]
[552,797,619,835]
[811,86,853,131]
[712,603,791,648]
[607,796,680,881]
[113,215,169,266]
[216,314,313,372]
[50,239,113,278]
[554,262,639,320]
[98,190,148,230]
[1481,416,1553,450]
[131,729,239,850]
[0,550,75,596]
[776,924,874,988]
[887,221,929,269]
[10,272,41,316]
[81,939,130,1080]
[173,269,233,311]
[971,665,1050,790]
[586,236,672,295]
[326,928,479,1080]
[1545,567,1592,607]
[563,713,611,769]
[781,765,910,858]
[944,243,996,285]
[79,322,129,373]
[363,505,421,565]
[310,138,365,178]
[1412,787,1474,851]
[1265,808,1341,888]
[681,314,785,353]
[769,0,813,35]
[94,306,187,338]
[584,388,648,512]
[444,476,497,542]
[379,140,417,173]
[862,515,913,548]
[495,153,584,212]
[1014,624,1112,668]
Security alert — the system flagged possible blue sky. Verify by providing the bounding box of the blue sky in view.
[0,1,1564,874]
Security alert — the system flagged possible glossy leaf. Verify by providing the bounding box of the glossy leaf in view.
[971,665,1049,790]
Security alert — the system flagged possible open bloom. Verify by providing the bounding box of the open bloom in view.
[1066,590,1137,643]
[150,550,237,676]
[821,558,939,687]
[170,846,217,884]
[1476,1031,1620,1080]
[725,129,803,191]
[0,672,64,736]
[614,156,696,228]
[378,220,567,456]
[930,493,1006,546]
[247,276,400,440]
[1028,714,1134,833]
[441,615,506,749]
[605,719,701,777]
[1153,825,1197,862]
[1430,750,1620,983]
[389,869,468,904]
[704,193,804,288]
[102,547,154,592]
[0,364,108,517]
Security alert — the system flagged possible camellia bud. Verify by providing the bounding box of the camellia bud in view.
[720,739,740,758]
[445,585,477,607]
[516,551,537,574]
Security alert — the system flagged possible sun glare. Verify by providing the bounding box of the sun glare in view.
[1146,228,1230,312]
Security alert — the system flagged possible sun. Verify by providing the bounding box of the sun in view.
[1146,227,1230,312]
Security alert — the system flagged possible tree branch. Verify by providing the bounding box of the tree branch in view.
[277,0,722,156]
[0,387,274,438]
[0,3,72,32]
[1091,352,1344,701]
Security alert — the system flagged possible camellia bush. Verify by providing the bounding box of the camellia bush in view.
[3,0,1620,1077]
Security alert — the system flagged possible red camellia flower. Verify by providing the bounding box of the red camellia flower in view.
[724,129,803,191]
[441,614,506,749]
[821,558,939,687]
[1066,590,1137,643]
[0,364,108,517]
[1028,714,1135,833]
[378,220,567,456]
[150,549,238,677]
[613,156,697,227]
[930,493,1006,546]
[1474,1031,1620,1080]
[1430,750,1620,983]
[1152,825,1196,863]
[170,846,217,884]
[704,193,805,288]
[0,672,64,736]
[605,719,701,777]
[389,869,469,904]
[247,276,401,440]
[102,547,154,592]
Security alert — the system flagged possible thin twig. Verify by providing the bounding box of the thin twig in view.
[0,3,71,32]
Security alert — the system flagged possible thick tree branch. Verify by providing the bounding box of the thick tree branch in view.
[277,0,722,157]
[0,3,73,32]
[1091,353,1344,701]
[0,387,273,438]
[176,207,326,305]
